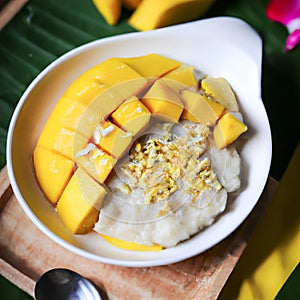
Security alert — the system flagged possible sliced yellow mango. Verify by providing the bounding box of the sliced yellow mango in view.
[88,59,146,88]
[201,77,239,112]
[213,113,247,149]
[92,0,122,25]
[47,97,103,139]
[111,95,151,136]
[37,119,88,161]
[129,0,215,31]
[64,76,109,106]
[101,234,163,251]
[181,90,225,126]
[57,168,107,234]
[84,59,148,115]
[93,120,132,159]
[33,146,74,205]
[75,144,116,184]
[118,54,182,78]
[142,79,184,122]
[163,65,197,88]
[64,58,147,106]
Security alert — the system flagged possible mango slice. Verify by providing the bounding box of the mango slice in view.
[118,54,182,78]
[163,65,197,87]
[129,0,215,31]
[88,59,146,88]
[101,234,163,251]
[201,77,239,112]
[181,90,225,126]
[64,76,109,106]
[111,96,151,136]
[57,168,107,234]
[37,119,88,161]
[34,146,74,205]
[64,58,147,106]
[47,97,103,139]
[142,79,184,122]
[213,113,247,149]
[75,143,116,184]
[93,120,132,159]
[92,0,121,25]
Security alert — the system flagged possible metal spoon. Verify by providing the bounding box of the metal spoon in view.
[34,268,102,300]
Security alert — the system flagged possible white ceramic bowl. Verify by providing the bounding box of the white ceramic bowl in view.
[6,17,272,267]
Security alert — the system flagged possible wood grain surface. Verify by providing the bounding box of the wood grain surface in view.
[0,166,277,299]
[0,0,28,30]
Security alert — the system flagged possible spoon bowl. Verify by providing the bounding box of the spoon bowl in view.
[35,268,101,300]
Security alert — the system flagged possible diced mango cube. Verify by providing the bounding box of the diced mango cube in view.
[181,90,225,126]
[57,168,107,234]
[118,54,182,78]
[111,96,151,136]
[92,0,121,25]
[75,143,116,184]
[201,77,239,112]
[163,65,197,87]
[142,79,184,122]
[33,146,74,205]
[161,78,190,94]
[213,113,247,149]
[93,120,132,159]
[37,119,88,160]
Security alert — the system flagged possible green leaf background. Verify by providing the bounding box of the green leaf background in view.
[0,0,299,180]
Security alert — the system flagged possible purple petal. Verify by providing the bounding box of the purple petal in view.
[285,29,300,51]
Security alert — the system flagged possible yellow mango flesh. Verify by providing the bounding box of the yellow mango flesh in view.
[87,59,146,88]
[111,96,151,136]
[75,144,116,184]
[64,76,109,106]
[48,97,103,139]
[64,59,147,106]
[101,234,163,251]
[118,54,182,78]
[163,65,197,87]
[181,90,225,126]
[129,0,215,31]
[213,113,247,149]
[201,77,239,112]
[37,119,88,161]
[142,79,184,122]
[92,0,121,25]
[94,120,132,159]
[34,146,74,205]
[57,168,107,234]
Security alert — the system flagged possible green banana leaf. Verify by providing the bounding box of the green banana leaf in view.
[0,0,299,181]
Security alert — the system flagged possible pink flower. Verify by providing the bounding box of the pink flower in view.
[266,0,300,51]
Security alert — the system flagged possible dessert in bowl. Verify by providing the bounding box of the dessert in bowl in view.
[6,17,272,267]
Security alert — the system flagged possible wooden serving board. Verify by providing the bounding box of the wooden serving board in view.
[0,166,277,300]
